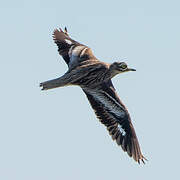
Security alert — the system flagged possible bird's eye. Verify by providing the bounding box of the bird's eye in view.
[121,63,127,69]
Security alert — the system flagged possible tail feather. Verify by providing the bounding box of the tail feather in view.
[40,77,68,90]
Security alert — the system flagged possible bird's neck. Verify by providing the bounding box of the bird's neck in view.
[109,64,120,78]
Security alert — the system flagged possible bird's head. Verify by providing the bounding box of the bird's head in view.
[110,62,136,77]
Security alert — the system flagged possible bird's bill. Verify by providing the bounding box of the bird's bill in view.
[127,68,136,71]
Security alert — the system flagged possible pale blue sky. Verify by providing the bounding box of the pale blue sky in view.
[0,0,180,179]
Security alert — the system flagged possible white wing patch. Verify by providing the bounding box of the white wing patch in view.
[68,46,87,67]
[80,48,88,57]
[65,39,72,45]
[88,90,127,135]
[72,46,85,56]
[94,91,126,118]
[118,124,126,136]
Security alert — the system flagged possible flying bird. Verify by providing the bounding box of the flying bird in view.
[40,27,146,164]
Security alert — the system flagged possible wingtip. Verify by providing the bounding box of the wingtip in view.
[52,27,69,38]
[138,156,148,165]
[52,28,58,39]
[64,26,69,36]
[64,26,67,33]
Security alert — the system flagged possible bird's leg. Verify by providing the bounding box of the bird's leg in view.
[40,73,72,90]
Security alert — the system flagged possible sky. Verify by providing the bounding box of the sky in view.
[0,0,180,179]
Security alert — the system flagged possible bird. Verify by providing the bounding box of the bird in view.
[40,27,147,164]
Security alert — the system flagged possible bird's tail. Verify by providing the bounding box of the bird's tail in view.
[40,77,70,90]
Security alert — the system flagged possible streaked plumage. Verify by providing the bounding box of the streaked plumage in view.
[40,27,146,164]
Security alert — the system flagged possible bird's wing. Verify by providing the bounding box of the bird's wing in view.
[53,28,97,68]
[82,80,146,164]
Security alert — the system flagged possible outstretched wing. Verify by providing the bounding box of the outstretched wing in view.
[53,28,97,69]
[82,80,146,164]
